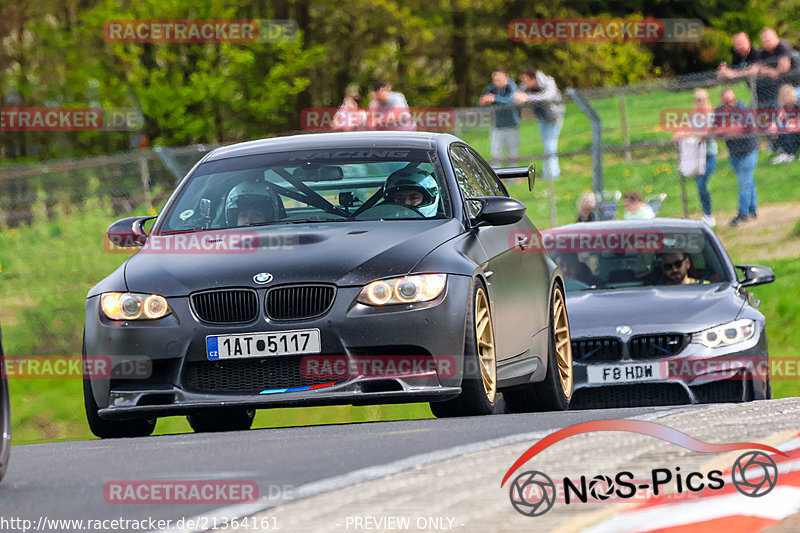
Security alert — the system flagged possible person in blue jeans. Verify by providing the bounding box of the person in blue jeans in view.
[675,89,718,227]
[716,90,759,226]
[515,68,566,179]
[696,140,718,226]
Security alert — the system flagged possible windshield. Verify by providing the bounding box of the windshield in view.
[158,148,450,233]
[546,228,732,292]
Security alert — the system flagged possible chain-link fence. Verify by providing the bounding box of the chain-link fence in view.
[0,145,216,227]
[2,68,799,230]
[455,68,800,228]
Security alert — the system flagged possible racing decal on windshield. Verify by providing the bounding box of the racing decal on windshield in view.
[286,150,411,161]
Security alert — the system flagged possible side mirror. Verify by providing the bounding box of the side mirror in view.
[736,264,775,288]
[468,197,526,226]
[106,216,157,248]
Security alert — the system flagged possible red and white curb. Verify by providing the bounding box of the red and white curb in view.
[584,434,800,532]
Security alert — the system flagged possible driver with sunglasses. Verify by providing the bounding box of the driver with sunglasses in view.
[658,251,698,285]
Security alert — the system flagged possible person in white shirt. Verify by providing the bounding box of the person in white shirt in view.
[514,68,566,179]
[623,190,655,220]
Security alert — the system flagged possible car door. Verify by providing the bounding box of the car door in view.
[449,144,530,361]
[468,148,550,338]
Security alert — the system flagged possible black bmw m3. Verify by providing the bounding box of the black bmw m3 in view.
[83,132,573,437]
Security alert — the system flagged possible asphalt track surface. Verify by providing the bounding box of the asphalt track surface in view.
[0,405,689,531]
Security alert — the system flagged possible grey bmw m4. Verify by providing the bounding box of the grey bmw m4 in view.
[540,219,774,409]
[83,131,574,437]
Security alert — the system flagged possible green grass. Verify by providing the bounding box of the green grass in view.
[2,81,798,443]
[742,257,800,399]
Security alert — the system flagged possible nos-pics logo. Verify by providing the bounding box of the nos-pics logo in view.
[503,420,784,517]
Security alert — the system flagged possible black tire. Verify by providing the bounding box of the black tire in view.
[764,371,773,399]
[504,283,573,413]
[430,281,497,417]
[82,338,155,439]
[187,408,256,433]
[0,335,10,482]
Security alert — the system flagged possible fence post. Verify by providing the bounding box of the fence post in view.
[619,94,631,164]
[565,88,604,220]
[748,78,758,106]
[679,174,689,218]
[139,153,152,212]
[153,146,188,184]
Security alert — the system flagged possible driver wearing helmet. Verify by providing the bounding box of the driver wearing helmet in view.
[225,182,282,226]
[383,168,440,217]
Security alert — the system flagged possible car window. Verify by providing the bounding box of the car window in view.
[449,145,499,218]
[466,147,508,197]
[545,228,732,291]
[159,149,451,232]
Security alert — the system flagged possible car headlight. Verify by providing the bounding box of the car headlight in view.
[357,274,447,306]
[101,293,171,320]
[693,319,756,348]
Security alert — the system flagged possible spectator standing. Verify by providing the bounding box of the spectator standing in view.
[368,81,415,131]
[333,89,367,131]
[718,32,762,81]
[622,190,655,220]
[769,84,800,164]
[755,28,797,110]
[514,68,566,179]
[576,192,596,222]
[479,68,520,166]
[674,89,718,227]
[716,90,759,226]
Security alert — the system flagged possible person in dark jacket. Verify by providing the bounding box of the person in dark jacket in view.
[716,90,760,226]
[479,68,520,166]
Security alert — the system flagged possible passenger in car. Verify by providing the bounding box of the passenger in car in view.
[658,251,698,285]
[556,253,601,287]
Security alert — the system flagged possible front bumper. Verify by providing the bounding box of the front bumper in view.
[85,276,473,418]
[571,332,769,405]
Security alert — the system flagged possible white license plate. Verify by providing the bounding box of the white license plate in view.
[206,329,321,360]
[587,362,669,384]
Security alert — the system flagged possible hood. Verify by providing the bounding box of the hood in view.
[123,219,463,296]
[565,284,746,338]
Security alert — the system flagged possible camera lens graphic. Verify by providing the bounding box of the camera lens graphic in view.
[509,471,556,517]
[731,451,778,497]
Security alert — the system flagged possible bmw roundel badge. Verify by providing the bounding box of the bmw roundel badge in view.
[253,272,273,284]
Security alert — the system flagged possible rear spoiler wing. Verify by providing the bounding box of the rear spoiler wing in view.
[492,164,536,191]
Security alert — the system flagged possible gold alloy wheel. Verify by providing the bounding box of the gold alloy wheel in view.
[475,288,497,403]
[552,287,573,398]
